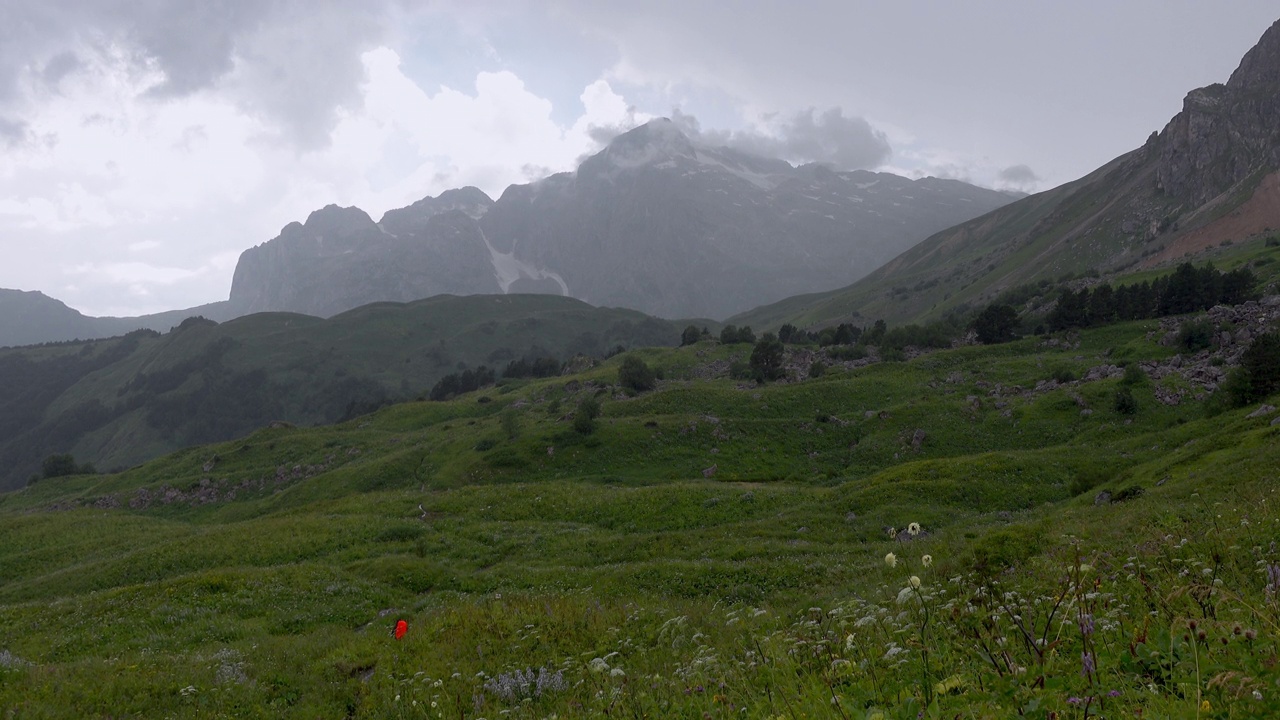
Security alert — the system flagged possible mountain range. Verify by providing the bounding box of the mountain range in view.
[0,121,1016,348]
[228,120,1017,321]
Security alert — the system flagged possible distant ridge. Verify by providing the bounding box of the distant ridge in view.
[733,17,1280,330]
[0,288,235,349]
[226,118,1016,321]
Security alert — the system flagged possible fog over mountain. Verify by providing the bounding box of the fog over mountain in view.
[226,118,1017,321]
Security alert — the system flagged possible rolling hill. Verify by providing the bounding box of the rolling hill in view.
[0,294,685,491]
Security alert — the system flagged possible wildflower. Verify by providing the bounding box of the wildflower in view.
[907,522,921,536]
[887,527,897,539]
[1081,651,1095,677]
[885,553,897,568]
[909,576,921,589]
[588,658,609,673]
[1201,700,1211,711]
[921,554,933,567]
[1255,690,1264,700]
[1079,613,1094,637]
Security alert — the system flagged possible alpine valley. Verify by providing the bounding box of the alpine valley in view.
[2,16,1280,720]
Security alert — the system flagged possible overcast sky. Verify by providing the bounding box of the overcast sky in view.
[1,1,1276,317]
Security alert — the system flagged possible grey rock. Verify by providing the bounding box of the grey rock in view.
[1247,404,1276,418]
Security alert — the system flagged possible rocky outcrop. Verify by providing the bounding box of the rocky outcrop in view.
[1156,19,1280,207]
[230,201,501,317]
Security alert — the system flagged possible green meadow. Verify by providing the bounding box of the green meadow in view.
[1,315,1278,718]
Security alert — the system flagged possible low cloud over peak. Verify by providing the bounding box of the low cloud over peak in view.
[997,163,1041,192]
[670,107,891,171]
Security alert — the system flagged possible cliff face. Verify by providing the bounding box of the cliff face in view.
[1156,19,1280,207]
[229,201,501,317]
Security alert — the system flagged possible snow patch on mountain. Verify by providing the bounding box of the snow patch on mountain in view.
[480,229,569,296]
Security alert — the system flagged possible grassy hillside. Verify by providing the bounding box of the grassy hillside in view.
[0,294,687,492]
[734,216,1280,334]
[1,307,1277,717]
[730,104,1280,334]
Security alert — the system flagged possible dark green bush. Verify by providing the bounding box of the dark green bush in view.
[1177,319,1215,352]
[1114,387,1138,415]
[1120,363,1147,387]
[1050,367,1077,384]
[618,355,656,394]
[574,396,601,435]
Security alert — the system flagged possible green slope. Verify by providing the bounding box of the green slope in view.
[0,310,1277,716]
[0,294,688,491]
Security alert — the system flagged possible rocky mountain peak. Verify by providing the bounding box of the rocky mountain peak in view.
[1227,18,1280,91]
[592,118,697,170]
[301,205,377,235]
[378,187,494,236]
[1155,17,1280,207]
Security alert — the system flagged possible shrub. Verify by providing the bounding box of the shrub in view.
[1050,367,1077,384]
[1120,363,1147,387]
[728,360,753,380]
[880,346,906,363]
[573,397,601,435]
[748,333,785,382]
[680,325,702,346]
[1113,387,1138,415]
[808,361,826,379]
[1237,331,1280,403]
[970,303,1020,344]
[618,355,656,394]
[41,453,94,479]
[718,325,757,345]
[827,345,867,361]
[1177,319,1215,352]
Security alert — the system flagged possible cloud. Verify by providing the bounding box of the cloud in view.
[997,163,1040,191]
[0,116,30,146]
[41,51,81,88]
[0,0,394,150]
[670,107,890,170]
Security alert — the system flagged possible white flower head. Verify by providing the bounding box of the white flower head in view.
[921,554,933,567]
[907,522,921,536]
[910,575,921,588]
[885,552,897,568]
